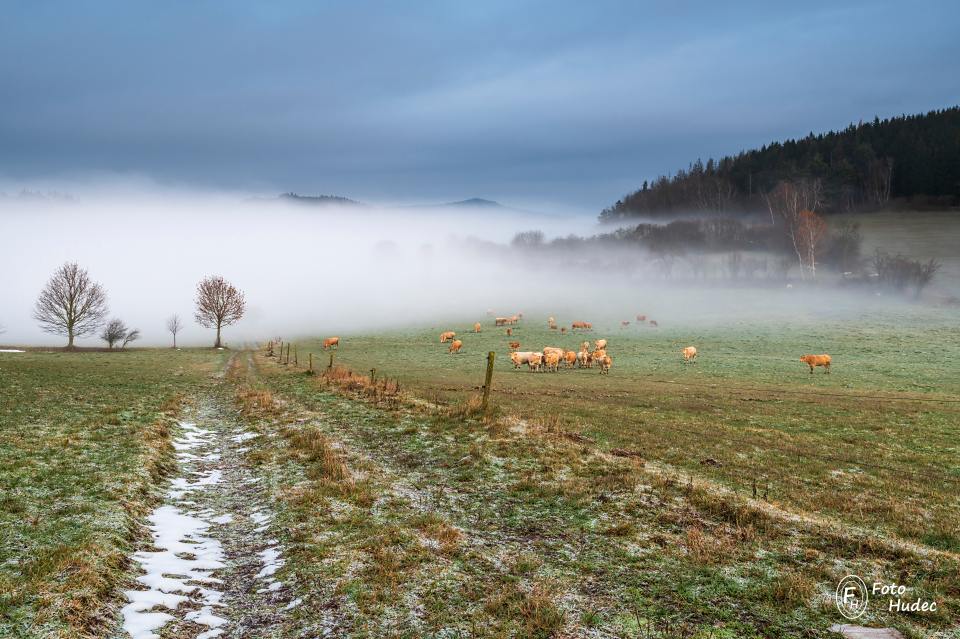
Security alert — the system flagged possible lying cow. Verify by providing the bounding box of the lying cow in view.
[800,354,831,374]
[322,336,340,350]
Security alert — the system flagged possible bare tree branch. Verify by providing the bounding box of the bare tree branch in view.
[166,314,183,348]
[194,275,245,348]
[33,262,109,348]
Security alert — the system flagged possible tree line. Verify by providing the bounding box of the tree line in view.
[601,106,960,221]
[31,262,246,349]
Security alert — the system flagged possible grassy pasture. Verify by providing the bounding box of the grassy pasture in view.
[0,349,225,638]
[292,305,960,552]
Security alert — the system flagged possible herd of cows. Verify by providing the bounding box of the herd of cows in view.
[435,313,690,375]
[316,313,834,376]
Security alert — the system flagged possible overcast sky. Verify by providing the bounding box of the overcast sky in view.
[1,1,958,212]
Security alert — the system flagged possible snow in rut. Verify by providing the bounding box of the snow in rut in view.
[121,400,295,638]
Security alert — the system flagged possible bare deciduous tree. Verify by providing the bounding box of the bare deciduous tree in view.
[100,318,129,349]
[194,275,245,348]
[764,179,823,279]
[122,328,140,349]
[796,210,829,278]
[34,262,109,348]
[166,314,182,348]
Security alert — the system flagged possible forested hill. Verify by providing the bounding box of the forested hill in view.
[601,106,960,222]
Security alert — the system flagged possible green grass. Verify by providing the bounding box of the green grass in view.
[242,347,959,638]
[290,305,960,551]
[0,349,225,638]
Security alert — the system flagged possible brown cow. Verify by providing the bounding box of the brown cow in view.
[563,350,577,368]
[322,336,340,350]
[682,346,697,362]
[439,331,456,343]
[599,354,613,374]
[594,339,607,350]
[448,339,463,354]
[527,352,544,372]
[649,320,658,328]
[511,351,536,368]
[560,327,567,335]
[592,348,607,362]
[577,349,592,368]
[474,322,482,333]
[495,317,509,326]
[800,354,831,374]
[621,320,630,328]
[544,351,561,372]
[636,314,646,322]
[506,328,513,336]
[543,346,564,358]
[508,341,521,351]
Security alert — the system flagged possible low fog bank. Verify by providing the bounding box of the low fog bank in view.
[0,192,948,347]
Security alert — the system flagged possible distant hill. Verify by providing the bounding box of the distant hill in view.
[601,106,960,222]
[279,192,363,206]
[443,198,503,208]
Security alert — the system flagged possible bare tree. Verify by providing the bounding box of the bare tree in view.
[122,328,140,349]
[100,318,128,349]
[194,275,245,348]
[764,179,823,279]
[166,314,183,348]
[34,262,109,348]
[796,210,829,278]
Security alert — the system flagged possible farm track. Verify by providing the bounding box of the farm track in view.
[118,356,295,639]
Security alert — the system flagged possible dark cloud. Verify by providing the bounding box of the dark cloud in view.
[1,1,957,210]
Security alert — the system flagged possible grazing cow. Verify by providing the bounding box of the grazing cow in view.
[448,339,463,354]
[594,339,607,350]
[599,354,613,374]
[572,321,593,331]
[637,314,646,322]
[528,352,544,372]
[682,346,698,362]
[543,346,564,359]
[506,328,513,336]
[578,349,593,368]
[560,327,567,335]
[621,321,630,328]
[495,317,509,326]
[474,322,482,333]
[563,350,577,368]
[440,331,456,343]
[322,336,340,350]
[544,351,561,372]
[510,351,536,368]
[800,354,831,374]
[649,320,658,328]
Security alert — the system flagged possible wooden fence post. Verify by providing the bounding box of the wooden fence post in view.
[328,352,334,370]
[309,352,313,373]
[481,351,495,412]
[294,346,298,367]
[370,368,377,384]
[278,340,282,359]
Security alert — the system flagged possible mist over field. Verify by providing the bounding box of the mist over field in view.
[2,187,949,348]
